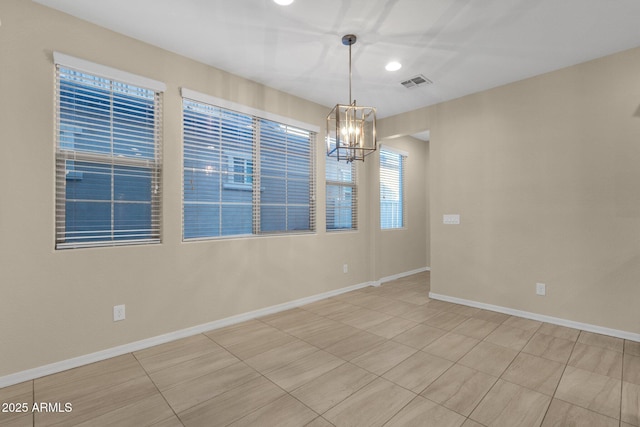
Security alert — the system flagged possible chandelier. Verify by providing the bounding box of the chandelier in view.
[326,34,377,163]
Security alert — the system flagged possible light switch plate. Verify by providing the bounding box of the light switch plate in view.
[443,214,460,225]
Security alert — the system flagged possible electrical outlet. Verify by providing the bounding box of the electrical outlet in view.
[113,304,126,321]
[343,264,348,274]
[536,283,546,296]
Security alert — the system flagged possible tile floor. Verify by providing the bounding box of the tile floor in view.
[1,272,639,426]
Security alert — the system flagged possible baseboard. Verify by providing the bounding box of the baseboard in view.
[429,292,640,342]
[373,266,430,287]
[0,280,376,388]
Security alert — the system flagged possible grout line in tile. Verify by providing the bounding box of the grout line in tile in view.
[241,362,333,425]
[620,347,624,425]
[31,379,34,427]
[131,350,185,427]
[551,396,622,426]
[538,333,580,425]
[461,324,551,423]
[377,393,420,427]
[464,371,502,424]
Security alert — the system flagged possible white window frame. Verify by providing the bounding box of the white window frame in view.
[379,146,407,230]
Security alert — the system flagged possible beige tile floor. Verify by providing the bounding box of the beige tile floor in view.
[1,271,639,427]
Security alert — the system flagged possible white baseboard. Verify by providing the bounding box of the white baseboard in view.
[0,280,376,388]
[429,292,640,342]
[373,266,430,287]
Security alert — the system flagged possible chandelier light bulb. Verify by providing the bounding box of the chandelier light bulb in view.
[341,126,360,136]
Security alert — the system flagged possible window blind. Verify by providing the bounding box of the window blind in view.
[326,155,357,230]
[55,64,163,249]
[258,119,315,233]
[183,100,255,238]
[182,98,316,240]
[380,148,406,229]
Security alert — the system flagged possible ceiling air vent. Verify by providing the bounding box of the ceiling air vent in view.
[400,74,433,89]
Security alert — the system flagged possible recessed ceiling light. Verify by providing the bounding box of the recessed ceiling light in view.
[273,0,294,5]
[385,61,402,72]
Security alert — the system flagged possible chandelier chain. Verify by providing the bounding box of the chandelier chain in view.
[349,41,352,105]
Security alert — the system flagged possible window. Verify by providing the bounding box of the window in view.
[258,120,315,233]
[326,155,357,230]
[54,54,164,249]
[226,152,253,189]
[380,148,406,229]
[183,102,254,238]
[182,92,316,240]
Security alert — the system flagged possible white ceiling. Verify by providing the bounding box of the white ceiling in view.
[35,0,640,119]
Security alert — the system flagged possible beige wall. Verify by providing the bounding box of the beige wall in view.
[382,46,640,334]
[0,0,428,378]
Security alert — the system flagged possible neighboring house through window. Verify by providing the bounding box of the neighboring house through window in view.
[226,152,253,189]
